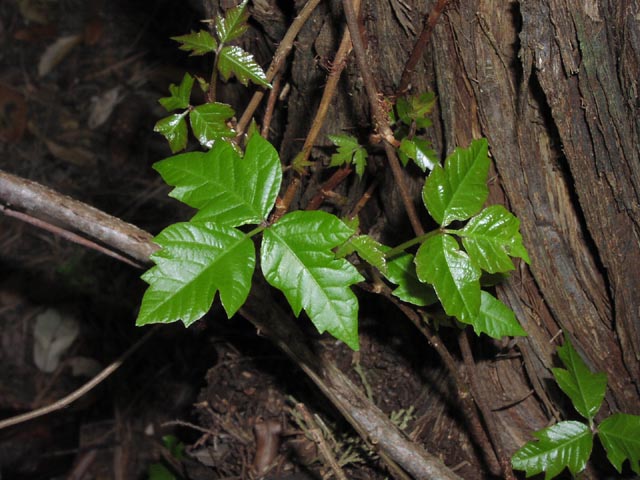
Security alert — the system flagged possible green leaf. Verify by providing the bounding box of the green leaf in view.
[415,233,481,324]
[188,102,235,148]
[423,138,490,226]
[154,113,188,153]
[328,134,368,178]
[217,46,270,88]
[512,421,592,479]
[171,30,217,55]
[396,92,436,129]
[154,135,281,227]
[336,235,387,274]
[460,205,530,273]
[159,73,194,111]
[137,222,255,326]
[261,211,364,350]
[398,138,437,171]
[215,0,249,44]
[148,463,176,480]
[385,250,438,306]
[598,413,640,474]
[552,336,608,423]
[473,291,526,338]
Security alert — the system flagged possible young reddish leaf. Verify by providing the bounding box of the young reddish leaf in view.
[215,0,249,44]
[137,222,255,326]
[153,135,281,227]
[261,211,363,350]
[171,30,217,55]
[512,421,592,479]
[217,46,270,88]
[473,291,526,338]
[159,73,194,112]
[188,102,235,148]
[423,138,490,226]
[415,233,481,324]
[598,413,640,474]
[552,336,608,423]
[154,112,188,153]
[460,205,530,273]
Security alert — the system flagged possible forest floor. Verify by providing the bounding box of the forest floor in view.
[0,1,481,479]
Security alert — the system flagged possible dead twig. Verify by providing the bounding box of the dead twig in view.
[0,205,142,268]
[295,403,348,480]
[0,169,157,264]
[0,327,157,430]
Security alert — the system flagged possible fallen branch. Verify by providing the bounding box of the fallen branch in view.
[0,169,462,479]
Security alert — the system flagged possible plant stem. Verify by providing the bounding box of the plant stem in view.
[247,225,266,237]
[342,0,425,236]
[235,0,322,136]
[208,46,222,103]
[261,72,282,138]
[396,0,451,95]
[306,166,353,211]
[385,228,441,258]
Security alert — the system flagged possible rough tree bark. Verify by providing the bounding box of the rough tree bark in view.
[241,0,640,476]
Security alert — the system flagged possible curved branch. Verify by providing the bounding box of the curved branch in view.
[0,170,462,480]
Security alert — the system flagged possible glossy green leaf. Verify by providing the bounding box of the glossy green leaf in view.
[158,73,194,111]
[512,421,592,479]
[154,113,188,153]
[473,291,526,338]
[328,134,368,178]
[398,138,437,171]
[217,46,270,88]
[261,211,363,350]
[188,102,235,148]
[385,250,437,306]
[154,134,282,227]
[598,413,640,474]
[137,222,255,326]
[552,336,608,422]
[171,30,217,56]
[415,233,481,324]
[423,138,490,226]
[460,205,530,273]
[336,234,387,274]
[215,0,249,44]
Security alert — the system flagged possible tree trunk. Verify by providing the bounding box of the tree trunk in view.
[243,0,640,475]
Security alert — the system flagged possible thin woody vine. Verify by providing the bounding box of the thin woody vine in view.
[139,2,640,479]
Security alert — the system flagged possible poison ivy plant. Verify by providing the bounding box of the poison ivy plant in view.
[154,1,269,153]
[512,336,640,478]
[138,135,363,350]
[328,134,368,178]
[395,138,531,338]
[140,3,531,353]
